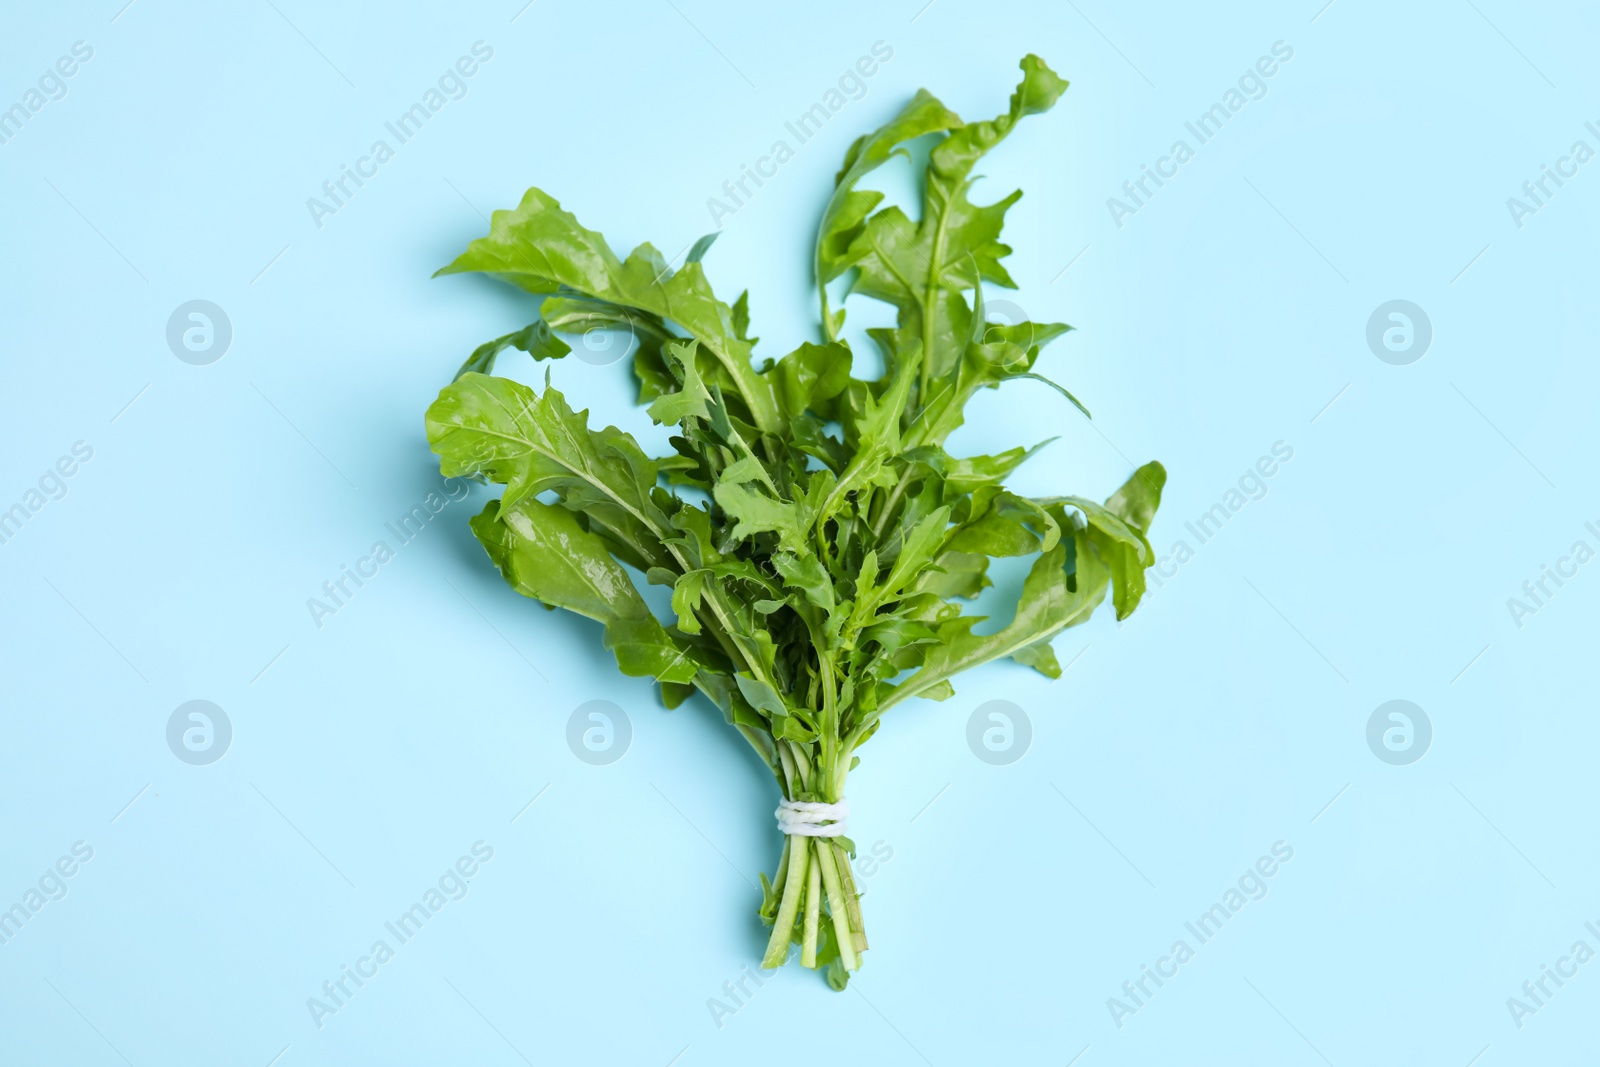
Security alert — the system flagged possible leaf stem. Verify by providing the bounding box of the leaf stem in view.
[833,840,868,951]
[814,836,859,971]
[764,833,811,968]
[870,468,914,540]
[801,847,822,968]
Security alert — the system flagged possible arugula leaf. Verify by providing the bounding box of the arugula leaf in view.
[816,91,964,338]
[436,188,781,433]
[427,371,669,570]
[647,340,714,425]
[843,56,1068,396]
[772,341,853,421]
[878,526,1108,708]
[472,498,695,685]
[537,296,679,402]
[454,321,571,379]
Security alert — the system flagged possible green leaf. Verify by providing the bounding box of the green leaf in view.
[1040,487,1157,620]
[1041,462,1166,619]
[713,481,811,555]
[471,498,694,684]
[605,615,699,684]
[917,549,991,599]
[1105,461,1167,533]
[819,344,918,528]
[844,56,1069,383]
[661,681,695,709]
[908,440,1053,497]
[454,321,571,379]
[773,712,819,744]
[816,90,965,336]
[946,489,1058,557]
[880,505,950,597]
[878,525,1108,710]
[907,319,1079,450]
[848,504,951,639]
[473,498,636,623]
[773,551,836,615]
[687,231,720,263]
[734,674,788,719]
[647,341,714,425]
[1017,372,1091,419]
[666,503,721,568]
[1011,639,1061,678]
[719,455,769,485]
[538,296,677,403]
[436,187,781,433]
[426,372,670,571]
[671,568,711,635]
[772,341,853,420]
[731,290,755,343]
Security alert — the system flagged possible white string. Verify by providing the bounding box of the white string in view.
[775,797,849,838]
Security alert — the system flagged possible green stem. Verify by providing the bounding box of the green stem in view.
[763,832,810,968]
[766,836,791,920]
[915,216,951,404]
[786,740,813,789]
[814,837,859,972]
[833,840,867,951]
[833,743,854,799]
[801,846,822,968]
[870,467,914,540]
[815,214,841,343]
[817,660,839,790]
[776,743,799,795]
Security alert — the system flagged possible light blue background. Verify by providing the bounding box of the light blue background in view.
[3,1,1597,1064]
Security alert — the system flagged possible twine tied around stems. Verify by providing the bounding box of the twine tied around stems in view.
[775,797,849,837]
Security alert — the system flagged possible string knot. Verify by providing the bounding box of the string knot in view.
[775,797,849,838]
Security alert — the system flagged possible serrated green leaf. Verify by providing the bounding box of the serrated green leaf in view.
[1105,460,1167,533]
[773,552,836,615]
[454,321,571,380]
[845,56,1068,387]
[427,371,669,570]
[436,187,781,433]
[772,341,853,420]
[878,525,1108,712]
[735,674,787,719]
[671,568,711,634]
[647,341,714,425]
[713,480,811,554]
[471,498,694,684]
[815,91,965,336]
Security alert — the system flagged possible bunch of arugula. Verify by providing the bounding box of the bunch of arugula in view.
[425,54,1164,988]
